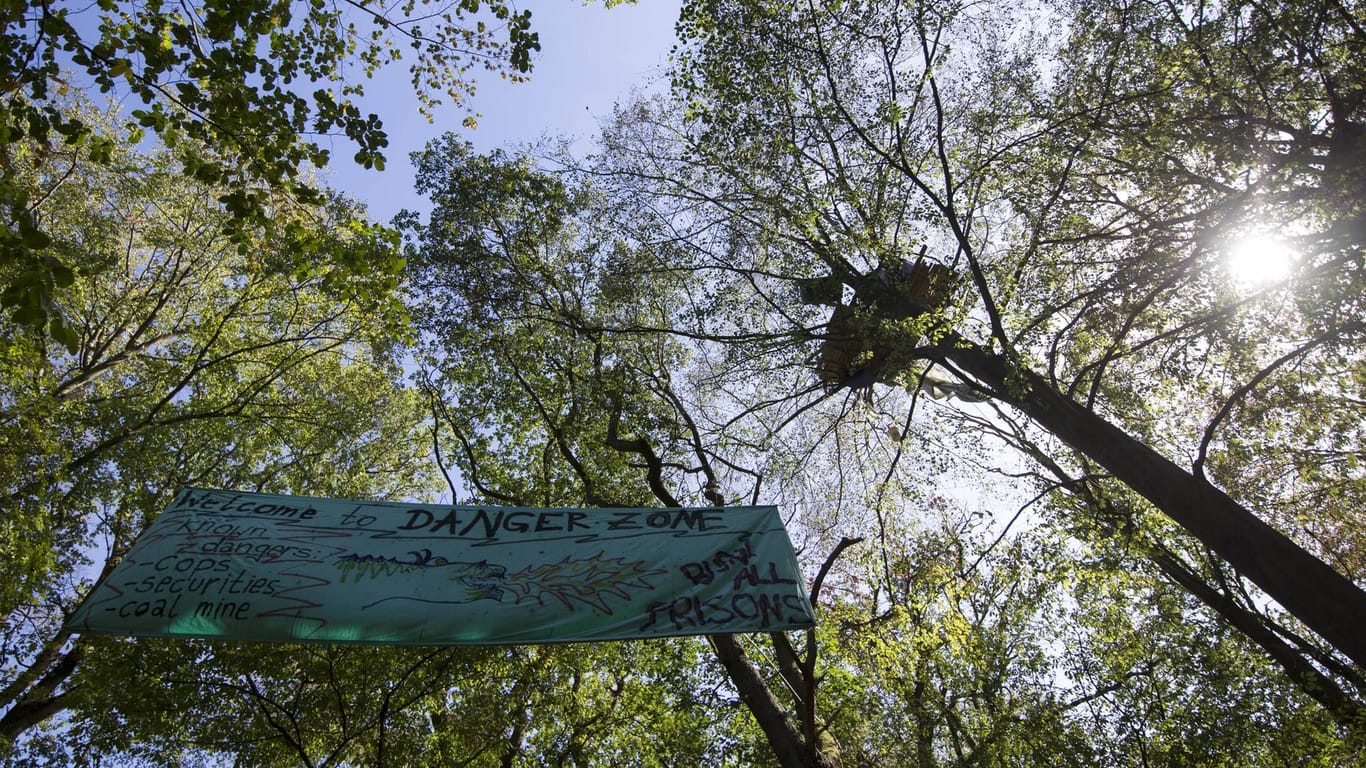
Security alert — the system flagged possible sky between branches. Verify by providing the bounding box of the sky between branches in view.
[326,0,682,224]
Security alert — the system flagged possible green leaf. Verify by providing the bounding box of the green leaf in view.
[20,226,52,249]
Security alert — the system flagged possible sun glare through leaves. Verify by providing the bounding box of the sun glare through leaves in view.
[1225,233,1297,287]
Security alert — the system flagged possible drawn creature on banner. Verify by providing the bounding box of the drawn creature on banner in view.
[334,549,668,614]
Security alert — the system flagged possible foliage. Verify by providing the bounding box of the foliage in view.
[400,128,1364,765]
[0,109,434,756]
[654,0,1366,687]
[1012,0,1366,571]
[1,0,544,341]
[467,0,1366,758]
[400,137,717,509]
[814,502,1358,768]
[4,0,1363,763]
[56,637,727,767]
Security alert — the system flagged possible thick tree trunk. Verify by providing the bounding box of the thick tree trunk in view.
[1149,549,1366,728]
[926,334,1366,670]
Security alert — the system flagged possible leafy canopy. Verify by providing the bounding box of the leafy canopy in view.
[1,0,545,345]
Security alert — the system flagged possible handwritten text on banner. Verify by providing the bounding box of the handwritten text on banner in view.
[66,488,815,644]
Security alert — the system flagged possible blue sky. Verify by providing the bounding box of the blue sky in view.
[325,1,682,223]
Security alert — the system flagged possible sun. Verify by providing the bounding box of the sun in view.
[1225,234,1296,286]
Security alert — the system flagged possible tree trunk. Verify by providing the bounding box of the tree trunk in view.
[610,425,837,768]
[0,644,82,742]
[1149,548,1366,728]
[925,334,1366,670]
[708,633,839,768]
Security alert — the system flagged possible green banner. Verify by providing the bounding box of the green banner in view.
[66,489,815,644]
